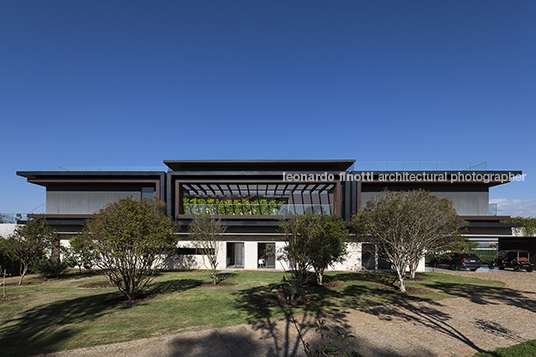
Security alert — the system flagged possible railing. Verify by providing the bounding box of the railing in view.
[353,161,487,171]
[489,203,498,216]
[183,204,332,216]
[0,213,27,224]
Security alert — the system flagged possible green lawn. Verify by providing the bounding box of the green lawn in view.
[0,270,504,357]
[473,339,536,357]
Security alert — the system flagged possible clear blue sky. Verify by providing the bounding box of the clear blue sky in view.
[1,1,535,216]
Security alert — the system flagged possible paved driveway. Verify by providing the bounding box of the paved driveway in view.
[39,271,536,357]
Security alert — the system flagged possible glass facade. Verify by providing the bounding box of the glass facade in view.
[258,243,276,268]
[226,242,244,268]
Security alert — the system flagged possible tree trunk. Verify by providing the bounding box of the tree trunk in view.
[397,273,406,293]
[316,270,324,286]
[50,238,61,263]
[18,264,28,285]
[409,261,418,279]
[212,271,217,285]
[394,265,407,293]
[289,286,297,303]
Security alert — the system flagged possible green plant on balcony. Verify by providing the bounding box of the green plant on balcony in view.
[182,197,286,215]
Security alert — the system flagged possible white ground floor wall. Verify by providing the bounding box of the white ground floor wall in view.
[163,238,425,273]
[58,235,426,273]
[164,240,364,271]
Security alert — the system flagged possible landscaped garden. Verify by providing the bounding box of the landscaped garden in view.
[0,269,505,357]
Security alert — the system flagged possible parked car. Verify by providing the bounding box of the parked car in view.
[488,250,534,272]
[429,252,481,271]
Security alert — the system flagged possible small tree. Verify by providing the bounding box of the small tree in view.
[188,214,227,285]
[278,214,319,302]
[2,216,56,285]
[308,215,348,286]
[63,235,94,274]
[352,189,465,292]
[83,197,178,300]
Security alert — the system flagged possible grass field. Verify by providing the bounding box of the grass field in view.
[473,339,536,357]
[0,270,504,357]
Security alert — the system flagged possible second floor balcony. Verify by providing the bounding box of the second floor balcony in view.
[175,180,340,218]
[183,200,333,216]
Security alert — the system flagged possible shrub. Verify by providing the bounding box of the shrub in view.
[32,256,69,278]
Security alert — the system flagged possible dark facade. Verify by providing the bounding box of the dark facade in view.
[17,159,525,270]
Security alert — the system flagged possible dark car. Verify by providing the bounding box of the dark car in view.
[488,250,534,272]
[429,252,481,271]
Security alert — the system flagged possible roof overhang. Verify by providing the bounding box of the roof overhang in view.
[164,159,355,172]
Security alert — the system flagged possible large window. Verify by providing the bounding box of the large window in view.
[226,242,244,268]
[258,243,275,268]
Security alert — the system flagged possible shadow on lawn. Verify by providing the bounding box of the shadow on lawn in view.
[231,272,517,357]
[148,278,203,294]
[0,291,123,357]
[233,281,348,322]
[233,272,434,322]
[0,278,202,357]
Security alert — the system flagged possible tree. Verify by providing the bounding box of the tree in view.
[63,235,94,274]
[308,215,348,286]
[502,216,536,237]
[188,213,227,285]
[278,214,348,300]
[0,237,23,276]
[83,197,178,300]
[2,216,56,285]
[351,189,465,293]
[278,214,318,302]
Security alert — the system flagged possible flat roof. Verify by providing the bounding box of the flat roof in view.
[163,159,355,172]
[17,171,164,179]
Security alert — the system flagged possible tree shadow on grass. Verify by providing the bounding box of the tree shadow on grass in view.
[339,284,428,309]
[329,271,398,286]
[0,278,203,357]
[216,270,235,282]
[148,278,203,295]
[229,286,363,357]
[234,280,354,322]
[233,274,436,323]
[0,291,125,357]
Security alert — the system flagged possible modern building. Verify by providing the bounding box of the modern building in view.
[17,160,523,270]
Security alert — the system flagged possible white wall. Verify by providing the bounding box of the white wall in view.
[0,224,18,237]
[165,239,364,272]
[59,237,424,273]
[331,242,362,271]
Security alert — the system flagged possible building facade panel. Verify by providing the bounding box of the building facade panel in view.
[46,183,145,214]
